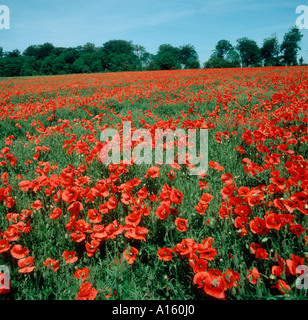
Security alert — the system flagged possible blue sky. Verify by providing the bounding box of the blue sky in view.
[1,0,307,64]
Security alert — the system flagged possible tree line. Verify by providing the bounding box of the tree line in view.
[205,26,305,68]
[0,26,305,77]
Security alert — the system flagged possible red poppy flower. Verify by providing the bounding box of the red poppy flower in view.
[271,280,291,294]
[245,189,264,207]
[191,258,208,274]
[175,218,188,232]
[157,247,173,261]
[0,240,11,254]
[199,247,217,261]
[62,188,79,204]
[221,184,235,199]
[145,166,160,178]
[286,254,304,275]
[70,230,86,243]
[208,161,224,172]
[222,269,240,288]
[10,244,29,259]
[105,220,124,239]
[249,242,268,260]
[133,226,149,241]
[74,267,89,282]
[85,240,100,257]
[193,272,207,288]
[123,247,138,264]
[30,200,43,210]
[62,250,78,264]
[250,217,268,235]
[195,202,208,215]
[156,204,170,220]
[271,255,289,278]
[234,205,251,216]
[234,216,249,229]
[170,188,183,204]
[150,194,159,202]
[167,170,175,181]
[265,212,281,230]
[68,201,83,216]
[43,258,59,271]
[266,184,279,194]
[218,201,231,219]
[136,187,149,199]
[199,193,213,205]
[88,208,101,223]
[91,224,107,240]
[203,271,227,300]
[59,172,73,187]
[173,239,198,257]
[18,180,34,192]
[18,256,36,273]
[289,222,305,237]
[279,213,294,226]
[247,267,260,284]
[125,212,141,227]
[198,180,208,190]
[76,282,98,300]
[49,207,62,220]
[221,173,233,184]
[33,152,40,160]
[3,225,20,241]
[106,196,117,210]
[49,174,60,188]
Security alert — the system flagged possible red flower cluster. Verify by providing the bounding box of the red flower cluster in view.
[0,67,307,300]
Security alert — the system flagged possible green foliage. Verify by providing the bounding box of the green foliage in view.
[0,57,24,77]
[261,35,280,66]
[101,40,141,72]
[0,26,305,77]
[154,44,182,70]
[280,27,304,66]
[214,40,233,59]
[178,44,200,69]
[236,37,262,67]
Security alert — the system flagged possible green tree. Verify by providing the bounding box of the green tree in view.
[261,35,280,66]
[155,44,181,70]
[62,48,80,65]
[143,54,160,70]
[178,44,200,69]
[280,26,303,66]
[23,45,40,59]
[51,56,68,74]
[225,49,241,67]
[71,56,91,73]
[82,42,97,53]
[20,56,40,76]
[236,37,262,67]
[5,49,21,58]
[101,40,140,72]
[204,56,227,68]
[214,40,233,59]
[133,44,147,69]
[23,43,54,60]
[40,55,57,75]
[204,41,240,69]
[71,52,104,73]
[0,57,23,76]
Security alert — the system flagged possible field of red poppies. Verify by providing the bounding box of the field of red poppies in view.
[0,66,307,300]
